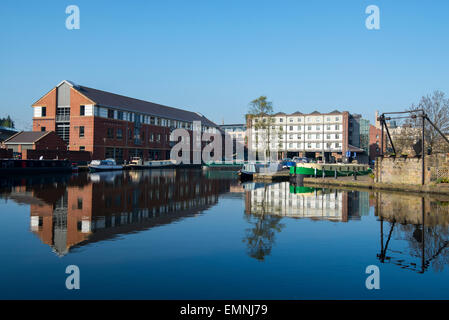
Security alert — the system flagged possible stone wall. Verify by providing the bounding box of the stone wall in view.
[374,192,449,227]
[375,154,449,185]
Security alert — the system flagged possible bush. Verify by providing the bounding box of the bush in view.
[436,177,449,184]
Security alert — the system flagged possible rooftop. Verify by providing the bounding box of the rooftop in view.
[38,80,219,129]
[3,131,50,144]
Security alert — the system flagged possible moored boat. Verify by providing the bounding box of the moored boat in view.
[126,157,178,170]
[290,163,372,177]
[88,159,123,172]
[238,162,282,181]
[0,159,73,175]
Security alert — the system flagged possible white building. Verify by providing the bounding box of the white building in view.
[247,110,366,162]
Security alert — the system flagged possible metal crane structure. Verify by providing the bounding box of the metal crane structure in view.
[377,109,449,185]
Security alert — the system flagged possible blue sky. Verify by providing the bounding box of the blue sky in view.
[1,0,449,129]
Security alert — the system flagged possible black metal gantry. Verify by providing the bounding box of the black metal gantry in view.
[378,109,449,185]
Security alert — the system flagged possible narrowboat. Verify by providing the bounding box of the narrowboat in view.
[289,163,372,177]
[238,162,282,181]
[0,159,73,175]
[126,157,178,170]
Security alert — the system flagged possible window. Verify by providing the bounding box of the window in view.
[335,134,340,139]
[79,146,85,151]
[79,126,85,138]
[289,118,293,122]
[41,127,46,132]
[298,126,302,130]
[316,126,320,130]
[150,133,154,142]
[128,129,133,140]
[107,128,114,139]
[279,118,283,122]
[77,198,83,210]
[307,126,312,131]
[327,143,331,148]
[116,128,123,140]
[80,105,85,116]
[289,126,293,131]
[335,124,340,130]
[157,134,161,142]
[117,111,123,120]
[42,107,46,117]
[327,125,331,130]
[327,134,331,139]
[107,109,114,119]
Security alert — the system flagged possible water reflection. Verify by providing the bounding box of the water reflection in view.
[244,182,369,221]
[375,192,449,273]
[2,171,449,275]
[0,170,238,256]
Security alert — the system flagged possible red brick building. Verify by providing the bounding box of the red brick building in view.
[32,80,220,162]
[2,131,67,154]
[369,124,385,163]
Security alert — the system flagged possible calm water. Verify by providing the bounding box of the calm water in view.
[1,169,449,299]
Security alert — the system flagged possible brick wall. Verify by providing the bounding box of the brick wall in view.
[32,88,57,132]
[34,132,67,150]
[369,125,383,162]
[69,88,96,152]
[0,148,13,158]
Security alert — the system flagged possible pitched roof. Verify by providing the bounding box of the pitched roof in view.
[72,84,218,128]
[347,144,365,153]
[4,131,50,144]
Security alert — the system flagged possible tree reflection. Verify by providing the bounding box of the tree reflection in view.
[243,185,285,261]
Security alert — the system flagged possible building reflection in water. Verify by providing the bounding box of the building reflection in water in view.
[375,192,449,274]
[4,171,449,271]
[244,182,368,222]
[242,182,369,261]
[1,170,237,256]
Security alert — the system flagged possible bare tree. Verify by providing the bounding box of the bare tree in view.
[409,90,449,153]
